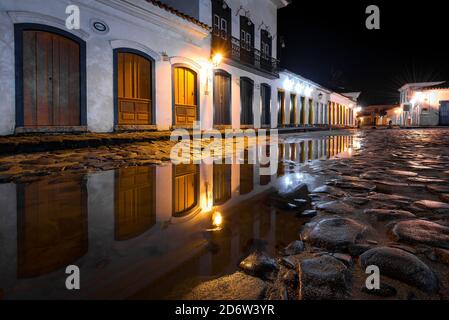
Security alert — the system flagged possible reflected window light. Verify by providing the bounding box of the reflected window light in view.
[212,211,223,228]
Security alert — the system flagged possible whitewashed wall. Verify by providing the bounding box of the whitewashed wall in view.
[0,0,212,134]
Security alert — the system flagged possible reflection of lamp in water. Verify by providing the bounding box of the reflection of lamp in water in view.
[212,211,223,228]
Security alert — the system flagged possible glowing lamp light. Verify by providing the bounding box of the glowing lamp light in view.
[304,87,313,97]
[355,107,362,114]
[212,53,223,67]
[414,92,424,103]
[212,211,223,228]
[283,78,294,91]
[295,82,305,94]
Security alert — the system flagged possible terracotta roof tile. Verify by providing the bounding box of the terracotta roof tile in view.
[146,0,211,31]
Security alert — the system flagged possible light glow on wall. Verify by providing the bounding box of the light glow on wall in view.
[304,87,313,97]
[295,82,305,94]
[283,78,294,91]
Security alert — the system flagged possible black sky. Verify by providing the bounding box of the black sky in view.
[277,0,449,106]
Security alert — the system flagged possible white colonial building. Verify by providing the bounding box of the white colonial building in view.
[0,0,357,136]
[399,82,449,126]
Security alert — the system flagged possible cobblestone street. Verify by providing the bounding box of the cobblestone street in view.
[2,128,449,300]
[187,128,449,300]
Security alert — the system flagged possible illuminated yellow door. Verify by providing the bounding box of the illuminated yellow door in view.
[174,67,197,126]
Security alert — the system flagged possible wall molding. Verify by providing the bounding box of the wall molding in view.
[110,40,162,61]
[7,11,90,40]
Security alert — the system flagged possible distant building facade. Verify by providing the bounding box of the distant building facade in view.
[398,82,449,126]
[357,104,400,127]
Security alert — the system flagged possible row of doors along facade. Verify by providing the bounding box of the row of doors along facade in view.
[17,25,202,129]
[18,26,352,130]
[277,90,315,126]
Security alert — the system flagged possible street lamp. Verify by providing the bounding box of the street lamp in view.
[212,53,223,68]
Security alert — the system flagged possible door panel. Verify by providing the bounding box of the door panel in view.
[23,30,80,127]
[240,78,254,125]
[214,73,231,125]
[117,52,152,125]
[440,101,449,125]
[277,91,285,126]
[174,67,197,126]
[290,94,297,125]
[261,84,271,126]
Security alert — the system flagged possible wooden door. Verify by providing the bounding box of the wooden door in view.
[240,78,254,125]
[278,90,285,126]
[115,167,156,241]
[308,99,314,125]
[261,84,271,126]
[440,101,449,125]
[214,72,231,125]
[17,176,87,278]
[23,30,80,126]
[174,164,199,216]
[290,94,297,125]
[117,52,152,125]
[174,67,197,126]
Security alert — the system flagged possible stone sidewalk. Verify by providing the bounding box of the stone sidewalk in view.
[0,126,344,155]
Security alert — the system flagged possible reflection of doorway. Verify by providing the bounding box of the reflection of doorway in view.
[173,164,200,217]
[115,167,156,241]
[213,164,232,205]
[240,150,254,195]
[174,66,198,126]
[18,27,84,128]
[213,71,231,126]
[260,84,271,127]
[17,176,88,278]
[115,50,153,126]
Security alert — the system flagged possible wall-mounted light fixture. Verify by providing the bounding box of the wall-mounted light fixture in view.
[222,0,228,9]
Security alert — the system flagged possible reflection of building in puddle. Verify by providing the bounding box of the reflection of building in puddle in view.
[115,167,156,241]
[0,135,354,299]
[17,176,88,278]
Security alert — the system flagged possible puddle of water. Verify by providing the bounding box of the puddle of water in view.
[0,135,353,300]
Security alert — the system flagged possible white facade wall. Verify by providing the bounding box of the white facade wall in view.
[0,0,212,135]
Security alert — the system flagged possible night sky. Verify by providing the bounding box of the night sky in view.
[277,0,449,106]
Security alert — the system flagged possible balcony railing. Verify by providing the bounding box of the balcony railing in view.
[212,35,279,77]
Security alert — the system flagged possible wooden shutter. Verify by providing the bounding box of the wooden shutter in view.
[117,52,152,125]
[174,67,197,125]
[23,30,80,127]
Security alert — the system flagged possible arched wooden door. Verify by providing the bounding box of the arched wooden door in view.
[260,84,271,126]
[174,67,198,126]
[240,77,254,125]
[22,30,81,127]
[213,71,231,125]
[277,90,286,126]
[116,51,153,125]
